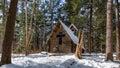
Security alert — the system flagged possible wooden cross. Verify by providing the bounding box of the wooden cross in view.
[57,32,65,45]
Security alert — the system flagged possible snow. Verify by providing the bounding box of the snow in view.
[0,53,120,68]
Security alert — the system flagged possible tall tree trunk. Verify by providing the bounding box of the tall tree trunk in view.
[105,0,113,61]
[88,0,93,54]
[115,0,120,60]
[1,0,18,65]
[28,0,37,53]
[25,0,29,56]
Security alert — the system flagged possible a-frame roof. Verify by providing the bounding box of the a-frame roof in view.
[59,20,78,44]
[69,24,78,31]
[46,20,78,45]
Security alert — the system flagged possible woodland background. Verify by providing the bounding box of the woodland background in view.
[0,0,120,65]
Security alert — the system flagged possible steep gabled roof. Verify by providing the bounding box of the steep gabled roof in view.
[59,20,78,44]
[46,20,79,45]
[69,24,78,31]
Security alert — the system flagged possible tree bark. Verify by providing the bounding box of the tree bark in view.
[75,30,84,59]
[105,0,113,61]
[88,0,93,54]
[25,0,29,56]
[115,0,120,60]
[1,0,18,65]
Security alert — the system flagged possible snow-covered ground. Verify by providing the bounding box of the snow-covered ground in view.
[0,52,120,68]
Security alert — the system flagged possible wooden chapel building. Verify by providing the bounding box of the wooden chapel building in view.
[46,20,83,53]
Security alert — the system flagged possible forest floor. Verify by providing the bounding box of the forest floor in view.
[0,52,120,68]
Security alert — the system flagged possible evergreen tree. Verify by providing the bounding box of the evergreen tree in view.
[115,0,120,60]
[1,0,18,65]
[105,0,113,61]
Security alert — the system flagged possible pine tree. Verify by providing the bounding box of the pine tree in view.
[105,0,113,61]
[88,0,93,54]
[115,0,120,60]
[1,0,18,65]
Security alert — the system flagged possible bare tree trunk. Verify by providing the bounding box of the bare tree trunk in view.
[88,0,93,54]
[1,0,18,65]
[28,0,37,53]
[115,0,120,60]
[105,0,113,61]
[25,0,29,56]
[75,30,84,59]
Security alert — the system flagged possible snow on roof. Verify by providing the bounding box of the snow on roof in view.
[69,24,78,31]
[59,20,78,44]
